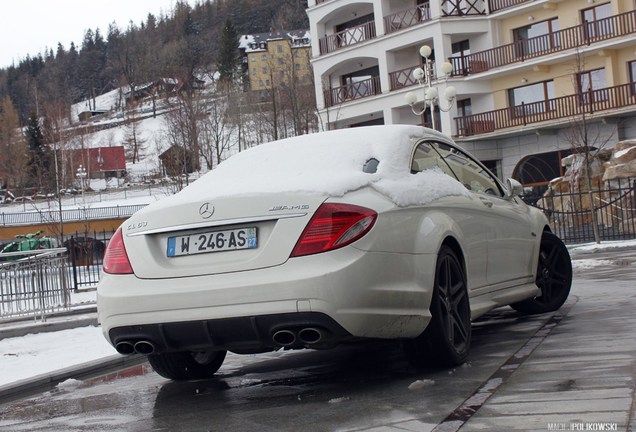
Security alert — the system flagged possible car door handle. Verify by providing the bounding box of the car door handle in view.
[480,197,493,208]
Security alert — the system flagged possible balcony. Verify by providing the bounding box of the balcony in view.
[488,0,531,13]
[323,76,382,108]
[389,62,437,91]
[441,0,486,16]
[454,83,636,137]
[384,4,431,34]
[451,10,636,76]
[319,21,377,55]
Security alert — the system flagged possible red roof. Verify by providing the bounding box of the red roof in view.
[70,147,126,175]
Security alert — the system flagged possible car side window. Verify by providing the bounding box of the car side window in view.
[411,141,503,197]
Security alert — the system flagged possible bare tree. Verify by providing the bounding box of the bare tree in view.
[124,108,146,163]
[199,94,237,170]
[563,49,618,244]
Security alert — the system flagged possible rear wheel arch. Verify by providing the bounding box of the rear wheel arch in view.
[440,236,467,278]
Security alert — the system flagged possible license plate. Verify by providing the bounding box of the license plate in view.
[167,227,257,257]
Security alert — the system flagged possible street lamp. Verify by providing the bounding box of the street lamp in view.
[404,45,457,130]
[76,164,87,218]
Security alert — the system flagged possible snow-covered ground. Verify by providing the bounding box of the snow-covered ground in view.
[0,239,635,390]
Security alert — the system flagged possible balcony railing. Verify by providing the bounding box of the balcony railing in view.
[454,83,636,137]
[323,76,382,108]
[389,62,437,91]
[488,0,531,13]
[319,21,377,55]
[451,10,636,76]
[441,0,486,16]
[384,4,431,34]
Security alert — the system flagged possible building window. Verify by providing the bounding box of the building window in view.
[295,63,301,71]
[277,45,283,53]
[262,67,268,74]
[508,80,555,116]
[513,18,559,57]
[629,61,636,95]
[457,98,472,117]
[261,54,267,61]
[582,2,612,39]
[278,57,284,65]
[578,68,607,102]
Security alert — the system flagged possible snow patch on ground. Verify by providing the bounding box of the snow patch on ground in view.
[0,326,118,387]
[408,379,435,390]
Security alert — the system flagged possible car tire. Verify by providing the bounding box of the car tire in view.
[148,350,227,381]
[403,245,471,368]
[511,231,572,315]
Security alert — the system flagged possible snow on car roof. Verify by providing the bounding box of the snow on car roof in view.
[159,125,470,208]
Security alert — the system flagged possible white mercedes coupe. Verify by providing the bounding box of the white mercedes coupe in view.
[97,125,572,380]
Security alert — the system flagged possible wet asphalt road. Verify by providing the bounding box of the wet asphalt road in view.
[0,249,634,432]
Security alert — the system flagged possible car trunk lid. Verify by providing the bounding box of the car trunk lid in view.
[123,194,326,279]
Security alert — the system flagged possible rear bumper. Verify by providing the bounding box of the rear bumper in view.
[108,312,353,354]
[97,248,436,353]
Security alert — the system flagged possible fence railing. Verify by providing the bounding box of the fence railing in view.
[525,178,636,244]
[65,230,114,291]
[0,204,146,227]
[323,76,382,108]
[0,249,72,321]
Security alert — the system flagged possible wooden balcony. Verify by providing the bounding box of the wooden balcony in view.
[319,21,377,55]
[323,76,382,108]
[389,62,437,91]
[451,10,636,76]
[441,0,486,16]
[454,83,636,137]
[384,4,431,34]
[488,0,531,13]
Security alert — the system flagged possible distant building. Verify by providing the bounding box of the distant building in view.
[124,77,206,105]
[239,30,312,95]
[159,145,200,177]
[68,147,126,179]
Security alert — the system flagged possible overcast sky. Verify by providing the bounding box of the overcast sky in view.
[0,0,193,69]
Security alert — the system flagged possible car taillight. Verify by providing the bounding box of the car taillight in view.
[103,227,134,275]
[291,203,377,257]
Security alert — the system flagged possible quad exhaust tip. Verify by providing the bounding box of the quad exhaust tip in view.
[115,340,156,355]
[272,328,325,346]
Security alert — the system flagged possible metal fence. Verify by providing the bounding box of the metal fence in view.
[66,230,114,291]
[526,178,636,244]
[0,204,147,226]
[0,249,72,320]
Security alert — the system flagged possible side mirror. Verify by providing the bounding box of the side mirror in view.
[505,178,524,200]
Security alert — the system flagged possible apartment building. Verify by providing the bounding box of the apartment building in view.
[307,0,636,187]
[239,30,312,95]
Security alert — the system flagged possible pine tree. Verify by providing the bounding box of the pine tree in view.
[217,18,238,84]
[24,112,52,191]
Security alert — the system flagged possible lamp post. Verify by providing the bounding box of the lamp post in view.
[76,164,87,222]
[404,45,457,131]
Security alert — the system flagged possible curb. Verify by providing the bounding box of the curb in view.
[0,354,147,403]
[0,307,98,340]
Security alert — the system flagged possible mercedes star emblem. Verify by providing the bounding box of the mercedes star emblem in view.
[199,202,215,219]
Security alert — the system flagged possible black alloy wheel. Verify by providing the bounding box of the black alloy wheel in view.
[404,245,471,367]
[511,231,572,315]
[148,350,227,381]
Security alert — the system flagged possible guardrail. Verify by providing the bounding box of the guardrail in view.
[0,248,72,321]
[0,204,147,227]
